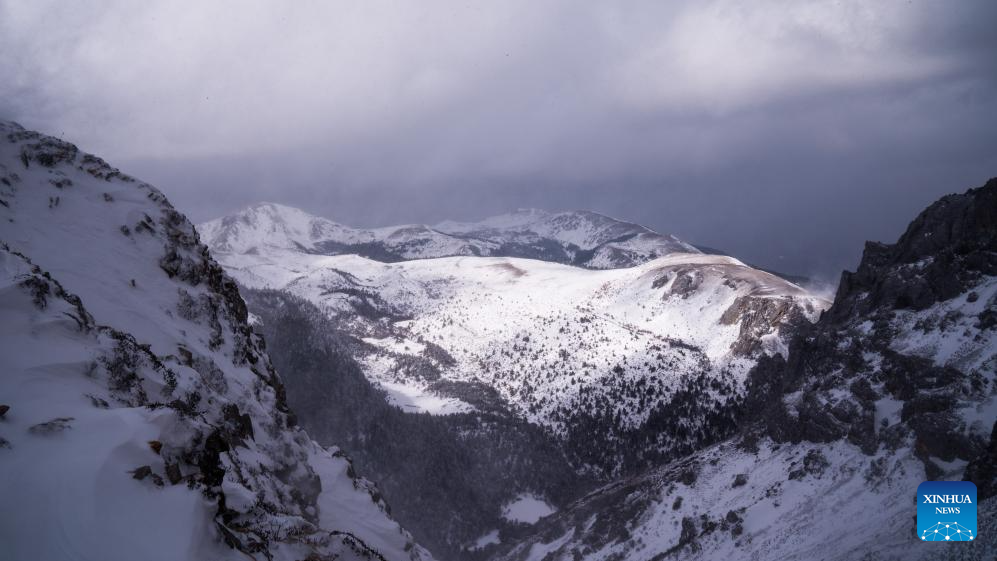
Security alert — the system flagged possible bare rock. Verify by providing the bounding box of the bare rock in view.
[131,465,153,480]
[28,417,74,435]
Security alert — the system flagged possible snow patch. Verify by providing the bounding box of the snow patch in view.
[502,494,556,524]
[379,380,475,415]
[470,529,501,550]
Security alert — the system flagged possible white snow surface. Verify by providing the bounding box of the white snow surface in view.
[471,529,502,550]
[379,380,475,415]
[204,230,828,433]
[496,439,938,561]
[0,122,431,561]
[889,274,997,374]
[501,494,557,524]
[435,207,701,262]
[199,202,701,269]
[199,202,479,260]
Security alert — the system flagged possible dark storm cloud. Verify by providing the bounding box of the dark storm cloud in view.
[2,0,996,279]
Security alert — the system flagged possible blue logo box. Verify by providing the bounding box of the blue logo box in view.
[917,481,977,542]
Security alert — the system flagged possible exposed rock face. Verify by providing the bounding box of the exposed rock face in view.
[831,178,997,319]
[720,294,814,356]
[746,178,997,481]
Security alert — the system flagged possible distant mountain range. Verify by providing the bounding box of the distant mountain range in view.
[201,201,816,286]
[200,202,699,269]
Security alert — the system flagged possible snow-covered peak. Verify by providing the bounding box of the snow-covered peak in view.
[435,207,555,231]
[436,207,699,254]
[201,204,700,269]
[0,121,432,561]
[199,201,356,254]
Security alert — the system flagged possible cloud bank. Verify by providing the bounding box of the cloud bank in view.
[2,0,996,276]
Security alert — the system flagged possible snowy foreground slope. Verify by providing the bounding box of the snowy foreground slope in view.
[199,202,699,269]
[490,179,997,561]
[0,122,431,561]
[202,204,828,474]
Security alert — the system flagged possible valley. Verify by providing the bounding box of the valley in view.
[0,120,993,561]
[199,202,831,556]
[4,4,996,561]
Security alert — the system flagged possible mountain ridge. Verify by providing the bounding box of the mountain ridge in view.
[0,120,432,561]
[488,177,997,561]
[200,201,701,269]
[201,196,830,557]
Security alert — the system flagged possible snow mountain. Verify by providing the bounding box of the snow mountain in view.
[489,178,997,561]
[0,121,432,561]
[200,202,829,558]
[434,208,700,269]
[199,202,700,269]
[202,204,828,476]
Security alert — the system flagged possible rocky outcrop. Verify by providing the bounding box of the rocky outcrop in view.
[745,177,997,478]
[830,177,997,320]
[720,294,813,356]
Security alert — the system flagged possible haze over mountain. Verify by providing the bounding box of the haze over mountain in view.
[5,1,997,278]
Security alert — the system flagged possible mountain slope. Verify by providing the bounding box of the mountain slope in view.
[0,121,431,561]
[490,178,997,561]
[199,202,700,269]
[241,288,592,561]
[201,203,829,557]
[435,208,700,268]
[202,204,828,476]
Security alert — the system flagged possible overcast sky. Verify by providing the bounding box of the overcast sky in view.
[2,0,996,279]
